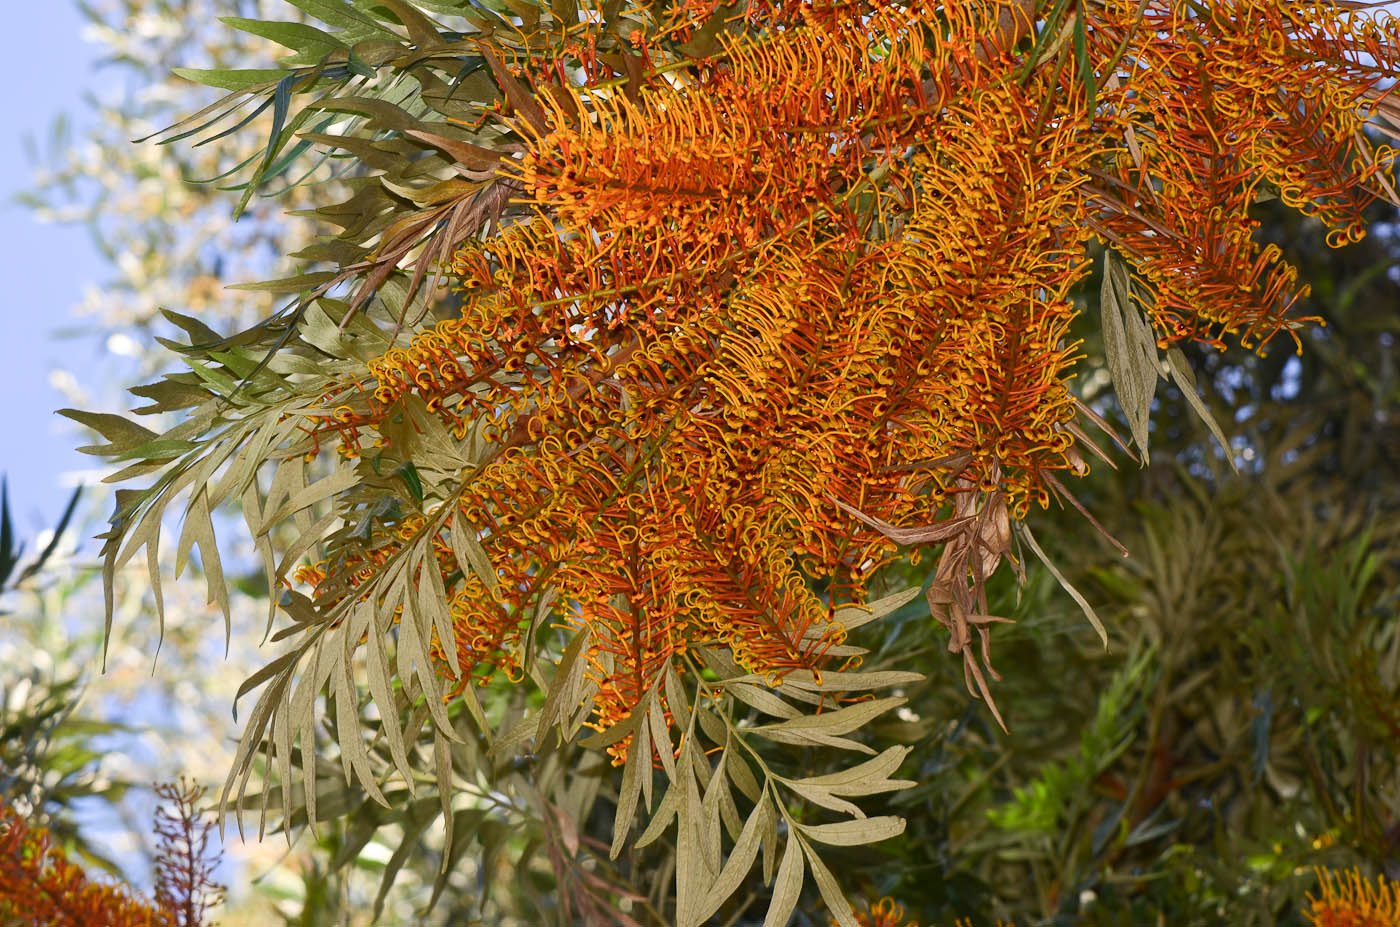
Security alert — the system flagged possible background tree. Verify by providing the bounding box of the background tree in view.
[863,192,1400,925]
[47,0,1400,924]
[13,2,361,919]
[0,476,226,924]
[21,0,563,919]
[1,778,225,926]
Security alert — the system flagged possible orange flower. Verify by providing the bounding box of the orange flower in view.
[840,896,918,927]
[1,786,222,927]
[1307,867,1400,927]
[0,803,167,927]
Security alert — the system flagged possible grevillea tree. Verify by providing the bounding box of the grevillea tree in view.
[0,780,223,927]
[71,0,1400,922]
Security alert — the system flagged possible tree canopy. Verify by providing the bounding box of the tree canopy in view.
[54,0,1400,923]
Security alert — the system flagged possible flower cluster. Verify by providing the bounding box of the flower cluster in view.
[298,0,1400,736]
[1,802,166,927]
[1307,867,1400,927]
[1,784,223,927]
[845,896,919,927]
[1089,0,1398,350]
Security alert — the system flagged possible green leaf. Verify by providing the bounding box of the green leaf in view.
[395,460,424,503]
[227,271,340,293]
[635,777,679,849]
[610,713,650,858]
[754,696,905,736]
[763,835,804,927]
[1018,0,1073,81]
[448,513,499,591]
[332,658,387,807]
[1165,346,1237,471]
[648,695,676,780]
[802,839,858,927]
[231,72,329,219]
[725,745,762,804]
[373,0,443,46]
[284,0,401,34]
[776,669,924,693]
[1100,249,1160,461]
[691,796,767,925]
[110,438,201,463]
[675,741,707,926]
[184,359,241,397]
[264,467,358,527]
[827,586,922,634]
[220,17,349,54]
[159,308,225,347]
[798,745,912,790]
[749,726,875,753]
[57,410,158,455]
[175,490,231,649]
[232,651,301,719]
[1073,11,1096,109]
[171,67,287,91]
[364,629,413,787]
[537,628,591,735]
[781,780,864,818]
[797,815,906,847]
[664,660,692,731]
[128,379,211,415]
[576,703,645,751]
[1018,521,1108,648]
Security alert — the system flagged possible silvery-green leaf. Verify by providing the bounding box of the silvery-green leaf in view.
[1166,346,1237,471]
[763,834,804,927]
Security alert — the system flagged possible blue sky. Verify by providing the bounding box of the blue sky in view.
[1,2,110,531]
